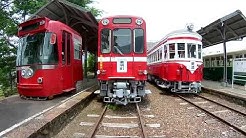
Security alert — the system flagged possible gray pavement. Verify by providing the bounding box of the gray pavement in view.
[202,80,246,100]
[0,78,97,132]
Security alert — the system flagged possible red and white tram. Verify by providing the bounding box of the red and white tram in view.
[147,24,203,93]
[97,15,151,105]
[16,17,83,99]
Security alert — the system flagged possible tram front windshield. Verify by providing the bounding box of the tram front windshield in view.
[113,29,131,54]
[16,32,58,66]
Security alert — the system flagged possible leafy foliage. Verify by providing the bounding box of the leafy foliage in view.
[87,53,96,72]
[0,0,101,97]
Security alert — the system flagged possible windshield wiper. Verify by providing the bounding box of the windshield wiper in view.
[114,46,124,55]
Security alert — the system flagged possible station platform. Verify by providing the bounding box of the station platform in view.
[201,80,246,104]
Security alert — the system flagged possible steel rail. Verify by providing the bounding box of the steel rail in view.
[178,95,246,136]
[87,104,108,138]
[195,94,246,116]
[136,103,148,138]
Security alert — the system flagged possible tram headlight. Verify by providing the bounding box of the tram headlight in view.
[97,70,101,75]
[21,69,26,77]
[143,70,148,75]
[101,18,109,26]
[136,18,143,25]
[26,68,34,77]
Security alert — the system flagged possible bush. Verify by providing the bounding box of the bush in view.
[0,89,4,97]
[87,53,96,72]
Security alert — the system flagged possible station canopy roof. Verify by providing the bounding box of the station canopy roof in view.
[29,0,98,53]
[197,10,246,48]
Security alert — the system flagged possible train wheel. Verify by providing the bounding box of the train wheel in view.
[47,95,54,100]
[19,94,26,100]
[147,74,152,82]
[163,88,172,94]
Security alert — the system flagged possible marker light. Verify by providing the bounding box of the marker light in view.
[136,18,143,25]
[50,33,57,44]
[18,26,22,31]
[40,20,45,25]
[97,70,101,75]
[101,19,109,26]
[37,77,43,84]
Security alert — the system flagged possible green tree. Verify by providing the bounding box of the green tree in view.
[87,53,96,72]
[0,0,18,96]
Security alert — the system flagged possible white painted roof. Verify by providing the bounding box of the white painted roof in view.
[202,39,246,57]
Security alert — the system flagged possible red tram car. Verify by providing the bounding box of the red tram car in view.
[147,24,203,93]
[16,17,83,99]
[97,15,151,105]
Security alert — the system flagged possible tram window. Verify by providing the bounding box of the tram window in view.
[164,45,167,59]
[157,50,160,61]
[16,38,23,66]
[18,32,60,65]
[101,29,111,53]
[43,32,58,64]
[134,29,144,53]
[67,33,71,65]
[159,48,162,60]
[74,38,82,59]
[188,43,196,58]
[157,51,159,61]
[198,44,202,59]
[62,32,66,64]
[154,51,157,61]
[113,28,131,54]
[177,43,185,58]
[169,43,175,59]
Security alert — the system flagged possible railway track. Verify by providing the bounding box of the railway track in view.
[178,94,246,136]
[88,103,147,138]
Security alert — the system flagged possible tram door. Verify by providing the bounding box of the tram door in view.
[61,31,73,90]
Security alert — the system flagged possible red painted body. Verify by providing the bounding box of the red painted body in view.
[147,28,203,93]
[148,61,203,82]
[97,15,149,104]
[16,17,83,98]
[97,15,147,81]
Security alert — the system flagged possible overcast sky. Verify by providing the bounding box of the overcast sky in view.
[91,0,246,42]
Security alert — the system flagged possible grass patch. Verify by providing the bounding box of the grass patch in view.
[107,104,119,111]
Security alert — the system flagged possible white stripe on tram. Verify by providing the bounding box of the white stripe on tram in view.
[98,57,147,62]
[134,57,147,62]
